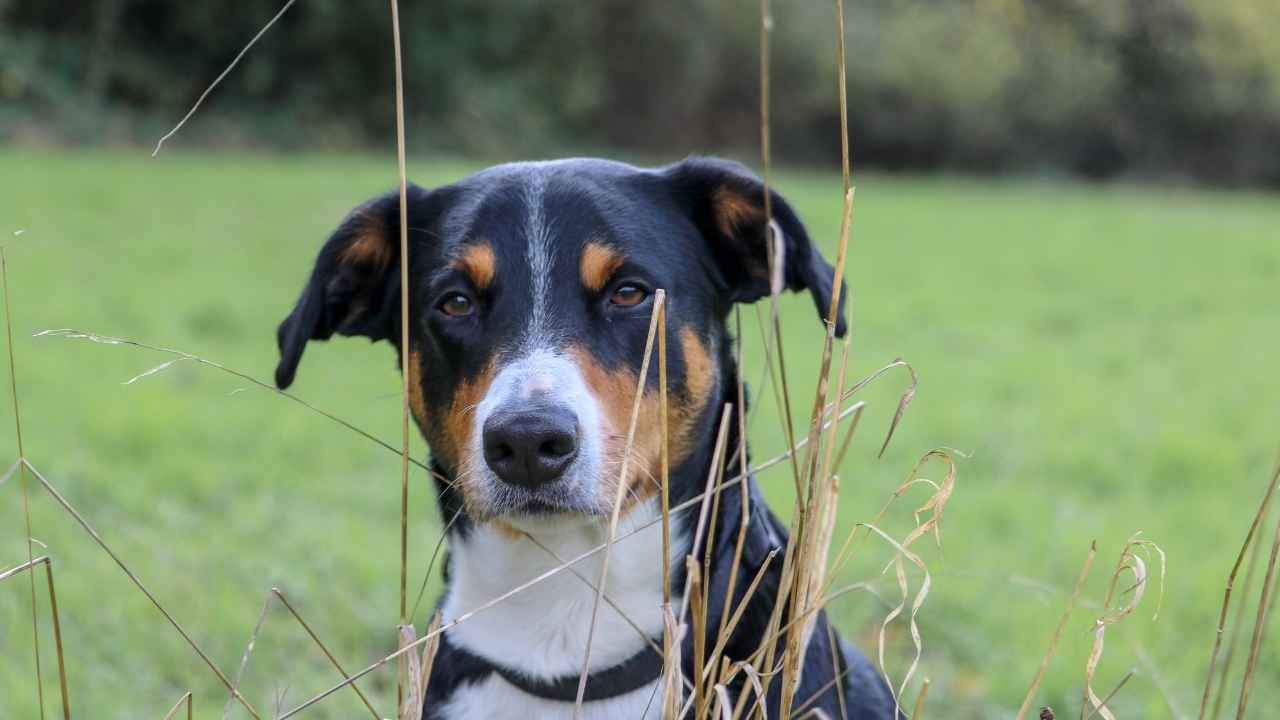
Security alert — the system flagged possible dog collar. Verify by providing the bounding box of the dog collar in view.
[453,640,665,703]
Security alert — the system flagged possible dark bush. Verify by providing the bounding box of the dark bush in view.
[2,0,1278,186]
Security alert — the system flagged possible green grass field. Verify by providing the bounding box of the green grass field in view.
[2,149,1278,718]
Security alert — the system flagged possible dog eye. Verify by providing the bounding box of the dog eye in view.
[610,284,648,307]
[438,292,475,317]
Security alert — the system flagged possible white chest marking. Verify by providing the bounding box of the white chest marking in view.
[441,499,681,685]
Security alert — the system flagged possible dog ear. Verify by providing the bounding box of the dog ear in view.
[664,157,846,336]
[274,185,427,389]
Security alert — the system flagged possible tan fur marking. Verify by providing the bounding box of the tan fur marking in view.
[580,242,625,292]
[453,241,497,290]
[570,346,662,511]
[427,360,497,510]
[711,185,764,240]
[677,327,716,442]
[570,332,717,513]
[339,226,393,270]
[407,349,428,427]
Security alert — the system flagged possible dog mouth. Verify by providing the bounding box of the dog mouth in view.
[477,476,607,520]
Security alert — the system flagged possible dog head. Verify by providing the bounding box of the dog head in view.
[275,157,845,522]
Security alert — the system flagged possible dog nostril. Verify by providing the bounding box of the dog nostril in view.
[539,436,575,458]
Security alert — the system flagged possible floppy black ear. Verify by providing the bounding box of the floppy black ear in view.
[274,185,427,389]
[664,157,847,336]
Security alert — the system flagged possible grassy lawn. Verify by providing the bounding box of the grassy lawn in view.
[2,149,1278,718]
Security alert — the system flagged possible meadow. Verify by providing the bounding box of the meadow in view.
[2,149,1277,718]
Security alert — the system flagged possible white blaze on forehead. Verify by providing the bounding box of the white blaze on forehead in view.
[522,169,554,343]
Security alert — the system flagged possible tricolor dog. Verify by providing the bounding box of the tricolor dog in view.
[275,157,898,718]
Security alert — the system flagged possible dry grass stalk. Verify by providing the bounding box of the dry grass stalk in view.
[0,555,71,719]
[1199,458,1280,718]
[411,507,463,622]
[418,610,444,715]
[151,0,299,156]
[271,587,382,718]
[699,425,733,713]
[753,13,864,704]
[1084,670,1135,720]
[699,549,781,689]
[660,292,673,608]
[18,459,262,719]
[857,523,932,715]
[388,0,413,705]
[755,0,804,498]
[832,359,917,460]
[787,342,855,704]
[759,448,954,718]
[909,677,930,720]
[2,245,47,720]
[398,623,424,720]
[161,692,194,720]
[1016,541,1098,720]
[712,309,755,662]
[573,289,667,714]
[663,604,685,718]
[750,584,880,718]
[1081,535,1166,720]
[822,450,955,606]
[688,557,709,715]
[681,404,736,626]
[694,401,749,718]
[1209,525,1265,720]
[225,590,276,718]
[1234,514,1280,718]
[754,392,941,720]
[712,683,736,720]
[825,620,850,720]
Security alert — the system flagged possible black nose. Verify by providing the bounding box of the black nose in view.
[482,405,579,489]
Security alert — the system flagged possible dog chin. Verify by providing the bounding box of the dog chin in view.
[473,476,606,525]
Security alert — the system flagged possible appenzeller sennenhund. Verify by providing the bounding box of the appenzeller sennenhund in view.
[275,157,898,719]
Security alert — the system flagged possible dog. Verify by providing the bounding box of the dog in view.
[275,157,899,719]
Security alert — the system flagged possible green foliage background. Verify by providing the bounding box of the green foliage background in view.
[4,0,1280,185]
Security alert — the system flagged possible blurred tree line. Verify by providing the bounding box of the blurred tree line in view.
[3,0,1279,186]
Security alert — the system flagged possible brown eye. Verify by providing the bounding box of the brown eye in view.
[610,284,648,307]
[439,292,474,317]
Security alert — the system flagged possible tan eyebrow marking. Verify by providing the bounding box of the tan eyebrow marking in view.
[452,240,496,290]
[580,241,626,292]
